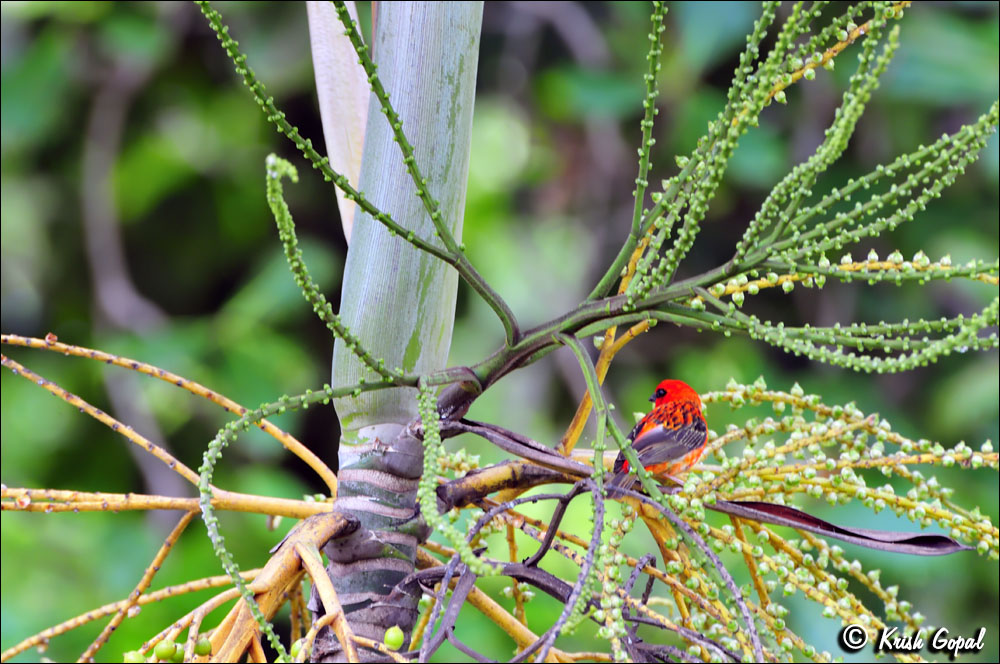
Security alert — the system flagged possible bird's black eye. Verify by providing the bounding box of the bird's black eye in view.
[655,388,667,399]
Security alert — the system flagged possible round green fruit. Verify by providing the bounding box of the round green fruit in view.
[153,639,177,661]
[384,625,405,650]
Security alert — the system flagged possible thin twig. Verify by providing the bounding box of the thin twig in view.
[79,511,197,662]
[519,481,603,664]
[295,542,359,663]
[297,613,335,663]
[446,627,497,663]
[731,516,770,608]
[183,588,242,662]
[506,523,527,625]
[1,334,338,493]
[1,487,331,520]
[619,486,764,661]
[1,354,199,485]
[0,571,258,662]
[439,419,591,476]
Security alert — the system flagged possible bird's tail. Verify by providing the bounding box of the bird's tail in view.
[607,468,637,493]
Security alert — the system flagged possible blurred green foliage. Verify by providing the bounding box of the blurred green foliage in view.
[1,2,997,662]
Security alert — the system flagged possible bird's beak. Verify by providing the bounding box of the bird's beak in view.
[648,395,656,403]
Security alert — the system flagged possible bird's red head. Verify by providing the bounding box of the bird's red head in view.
[648,379,701,408]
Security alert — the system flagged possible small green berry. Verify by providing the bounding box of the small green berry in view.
[123,651,145,664]
[384,625,405,650]
[195,638,212,657]
[154,639,177,661]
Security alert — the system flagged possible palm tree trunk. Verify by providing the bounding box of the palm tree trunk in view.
[312,3,483,660]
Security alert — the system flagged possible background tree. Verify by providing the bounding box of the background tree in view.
[1,1,998,663]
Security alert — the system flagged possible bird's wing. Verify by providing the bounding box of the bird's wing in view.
[631,415,707,468]
[630,401,707,467]
[612,401,705,474]
[609,414,706,490]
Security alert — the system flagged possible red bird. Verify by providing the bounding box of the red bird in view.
[610,379,708,491]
